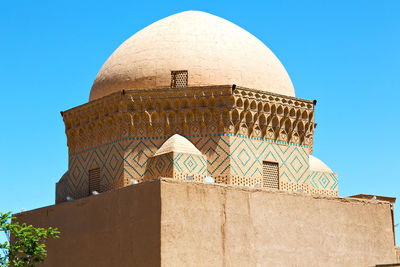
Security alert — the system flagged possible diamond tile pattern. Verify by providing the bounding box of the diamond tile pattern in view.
[56,134,337,203]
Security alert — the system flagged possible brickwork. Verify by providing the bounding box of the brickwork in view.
[55,85,334,203]
[56,133,337,203]
[146,152,207,182]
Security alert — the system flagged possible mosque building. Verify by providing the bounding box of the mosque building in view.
[56,11,337,202]
[16,11,400,266]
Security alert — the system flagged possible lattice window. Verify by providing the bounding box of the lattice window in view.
[89,168,100,194]
[263,161,279,189]
[171,70,188,88]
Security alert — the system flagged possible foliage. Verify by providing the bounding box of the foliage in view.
[0,212,59,267]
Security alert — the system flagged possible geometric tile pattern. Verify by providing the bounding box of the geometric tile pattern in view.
[229,134,310,186]
[56,133,337,203]
[174,153,207,177]
[146,152,207,181]
[56,142,124,202]
[307,171,338,191]
[145,153,174,179]
[229,134,338,194]
[122,135,229,182]
[57,134,229,203]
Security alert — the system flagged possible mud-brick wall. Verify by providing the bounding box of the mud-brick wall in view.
[19,179,396,267]
[161,180,396,266]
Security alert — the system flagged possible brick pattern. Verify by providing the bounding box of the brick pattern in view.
[56,133,337,202]
[307,171,338,193]
[57,134,228,202]
[229,135,338,195]
[146,152,207,182]
[229,135,310,186]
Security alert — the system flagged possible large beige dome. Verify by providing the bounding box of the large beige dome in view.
[89,11,295,101]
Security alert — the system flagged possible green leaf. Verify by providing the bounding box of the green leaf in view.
[0,211,60,266]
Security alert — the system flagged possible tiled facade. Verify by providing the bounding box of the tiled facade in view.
[56,132,338,203]
[56,85,338,203]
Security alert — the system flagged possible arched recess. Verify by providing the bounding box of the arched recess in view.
[164,99,172,110]
[302,110,308,120]
[244,99,250,110]
[258,102,263,112]
[308,111,314,122]
[209,96,216,108]
[250,100,257,110]
[186,110,194,122]
[296,109,301,119]
[259,114,267,128]
[199,97,207,107]
[181,98,189,109]
[204,109,212,122]
[245,112,253,124]
[235,98,243,108]
[168,111,176,125]
[284,119,291,133]
[191,98,198,109]
[298,121,304,134]
[263,103,270,113]
[231,109,240,125]
[277,106,283,116]
[271,104,276,115]
[272,116,280,138]
[289,108,296,118]
[284,107,289,117]
[146,99,154,111]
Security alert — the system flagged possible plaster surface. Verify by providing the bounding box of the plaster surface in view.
[16,181,161,267]
[90,11,295,101]
[17,179,397,266]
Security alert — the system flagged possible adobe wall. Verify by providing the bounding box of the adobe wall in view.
[16,181,161,267]
[160,179,396,267]
[17,179,396,266]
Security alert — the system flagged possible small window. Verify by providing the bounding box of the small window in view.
[262,161,279,189]
[171,70,188,88]
[88,168,100,194]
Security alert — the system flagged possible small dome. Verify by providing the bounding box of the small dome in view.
[90,11,295,101]
[309,155,333,173]
[154,134,202,156]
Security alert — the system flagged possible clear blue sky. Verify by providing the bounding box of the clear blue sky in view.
[1,0,399,241]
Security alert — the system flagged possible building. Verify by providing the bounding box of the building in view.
[16,11,400,266]
[56,10,337,202]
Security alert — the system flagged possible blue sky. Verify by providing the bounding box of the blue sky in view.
[1,0,399,242]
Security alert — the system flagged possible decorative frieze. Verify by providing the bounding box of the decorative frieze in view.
[62,85,315,154]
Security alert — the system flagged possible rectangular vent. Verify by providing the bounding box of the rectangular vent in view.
[171,70,188,88]
[89,168,100,194]
[263,161,279,189]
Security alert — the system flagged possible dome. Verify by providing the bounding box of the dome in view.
[154,134,202,156]
[89,11,295,101]
[309,155,333,173]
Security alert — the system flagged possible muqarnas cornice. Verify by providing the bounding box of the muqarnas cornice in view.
[62,85,316,154]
